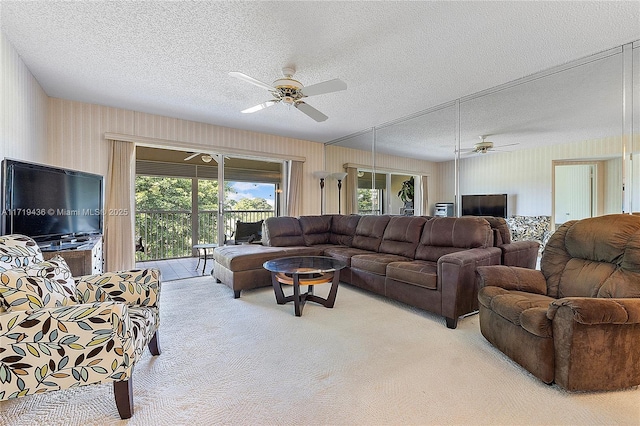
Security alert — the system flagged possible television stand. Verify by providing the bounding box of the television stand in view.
[42,236,103,276]
[41,241,84,251]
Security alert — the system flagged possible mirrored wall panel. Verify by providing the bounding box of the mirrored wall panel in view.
[324,41,638,224]
[373,105,457,216]
[633,43,640,213]
[325,129,374,214]
[458,48,624,230]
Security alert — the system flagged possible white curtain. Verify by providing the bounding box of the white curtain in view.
[104,140,135,272]
[346,167,358,215]
[286,160,303,217]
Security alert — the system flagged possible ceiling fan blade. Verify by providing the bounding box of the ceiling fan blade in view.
[229,72,275,92]
[183,152,201,161]
[295,102,328,122]
[496,143,519,148]
[301,78,347,97]
[241,100,278,114]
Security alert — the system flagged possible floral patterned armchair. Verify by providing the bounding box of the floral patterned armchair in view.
[0,234,161,419]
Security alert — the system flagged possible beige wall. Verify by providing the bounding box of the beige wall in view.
[45,99,331,216]
[1,32,48,164]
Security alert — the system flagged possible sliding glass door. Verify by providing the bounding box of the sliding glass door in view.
[135,147,282,260]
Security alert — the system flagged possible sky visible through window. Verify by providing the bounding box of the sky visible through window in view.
[228,182,275,207]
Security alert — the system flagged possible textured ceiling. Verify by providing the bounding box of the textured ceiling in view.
[1,1,639,162]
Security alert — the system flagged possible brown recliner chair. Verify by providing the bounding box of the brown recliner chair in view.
[476,214,640,391]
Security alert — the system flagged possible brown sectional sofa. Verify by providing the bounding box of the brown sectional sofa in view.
[213,214,505,328]
[480,216,540,269]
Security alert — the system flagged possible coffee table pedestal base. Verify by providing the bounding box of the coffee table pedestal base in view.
[270,270,341,316]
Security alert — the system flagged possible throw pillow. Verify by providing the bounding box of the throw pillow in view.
[0,256,77,311]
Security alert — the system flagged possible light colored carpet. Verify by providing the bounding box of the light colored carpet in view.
[1,276,639,425]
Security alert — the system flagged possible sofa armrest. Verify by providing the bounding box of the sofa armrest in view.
[476,265,547,295]
[0,301,135,398]
[500,240,540,269]
[438,247,502,328]
[547,297,640,325]
[75,269,161,308]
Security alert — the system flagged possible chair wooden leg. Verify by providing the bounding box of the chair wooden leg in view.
[114,378,134,419]
[148,331,161,356]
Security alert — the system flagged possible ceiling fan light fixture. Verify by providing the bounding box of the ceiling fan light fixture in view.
[474,136,494,153]
[231,66,346,122]
[201,155,213,163]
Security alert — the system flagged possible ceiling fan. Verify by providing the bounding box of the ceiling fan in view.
[184,152,213,163]
[461,136,518,155]
[229,67,347,122]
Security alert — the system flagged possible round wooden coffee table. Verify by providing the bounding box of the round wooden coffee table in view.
[263,256,346,316]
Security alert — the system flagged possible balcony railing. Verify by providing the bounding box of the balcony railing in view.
[135,209,275,261]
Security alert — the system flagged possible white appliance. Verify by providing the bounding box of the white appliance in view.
[435,203,454,217]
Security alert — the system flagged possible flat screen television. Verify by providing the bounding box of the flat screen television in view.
[2,159,104,242]
[461,194,507,218]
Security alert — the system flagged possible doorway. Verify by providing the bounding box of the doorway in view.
[552,161,604,230]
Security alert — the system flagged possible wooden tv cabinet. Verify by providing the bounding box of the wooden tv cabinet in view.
[42,236,103,276]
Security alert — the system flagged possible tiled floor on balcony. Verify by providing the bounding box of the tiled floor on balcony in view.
[136,256,213,282]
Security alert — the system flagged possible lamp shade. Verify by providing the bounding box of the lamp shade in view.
[331,172,348,180]
[313,171,332,179]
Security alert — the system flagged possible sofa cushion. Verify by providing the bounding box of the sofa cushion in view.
[0,256,77,311]
[323,246,374,267]
[329,214,360,246]
[415,217,492,261]
[26,255,76,298]
[386,260,438,289]
[263,217,305,247]
[352,215,391,252]
[299,215,332,245]
[597,269,640,298]
[213,245,293,271]
[379,216,427,257]
[480,288,553,336]
[415,246,466,262]
[350,253,412,275]
[556,258,617,298]
[543,215,640,298]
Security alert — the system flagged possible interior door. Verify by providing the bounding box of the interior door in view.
[554,164,593,225]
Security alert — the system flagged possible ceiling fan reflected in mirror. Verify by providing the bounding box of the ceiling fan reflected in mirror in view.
[229,67,347,122]
[460,136,519,155]
[184,152,214,163]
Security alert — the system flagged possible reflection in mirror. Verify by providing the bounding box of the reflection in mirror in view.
[356,170,385,215]
[457,48,623,233]
[325,43,637,224]
[365,105,457,216]
[553,162,599,225]
[392,174,414,216]
[325,129,373,214]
